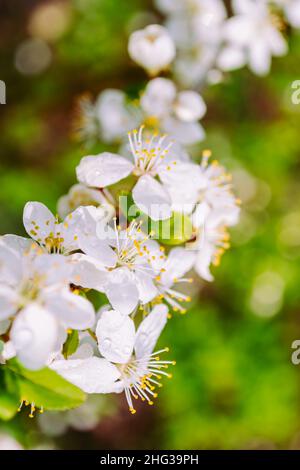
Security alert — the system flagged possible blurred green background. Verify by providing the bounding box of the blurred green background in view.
[1,0,300,450]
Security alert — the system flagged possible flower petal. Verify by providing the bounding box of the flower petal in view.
[96,309,135,363]
[45,288,95,330]
[76,153,134,188]
[32,254,72,288]
[51,357,122,394]
[174,91,206,122]
[1,234,33,257]
[78,233,117,268]
[194,242,215,282]
[0,286,19,321]
[10,304,60,370]
[134,304,168,359]
[105,268,140,316]
[141,77,176,117]
[132,175,171,221]
[160,247,195,287]
[23,202,55,243]
[135,271,158,304]
[71,254,108,291]
[0,242,22,286]
[163,117,205,145]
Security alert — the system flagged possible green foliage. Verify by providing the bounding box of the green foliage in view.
[150,212,193,246]
[0,393,19,421]
[63,330,79,359]
[5,360,86,412]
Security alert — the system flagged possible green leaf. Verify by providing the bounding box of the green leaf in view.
[150,212,193,246]
[63,330,79,359]
[0,392,18,421]
[109,175,137,201]
[6,360,86,411]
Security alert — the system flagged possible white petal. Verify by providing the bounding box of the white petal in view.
[141,77,176,117]
[96,89,138,142]
[194,242,215,282]
[71,254,108,291]
[232,0,255,15]
[134,304,168,358]
[0,242,22,286]
[135,271,158,303]
[1,341,16,361]
[32,254,72,287]
[286,1,300,28]
[23,202,55,243]
[45,288,95,330]
[96,309,135,363]
[128,25,175,75]
[174,91,206,122]
[223,15,254,46]
[105,268,140,315]
[0,286,19,321]
[163,117,205,145]
[160,248,195,287]
[217,45,247,71]
[78,233,117,268]
[132,175,171,221]
[267,26,287,57]
[1,234,33,257]
[159,161,202,189]
[192,202,211,228]
[249,40,271,76]
[51,357,122,394]
[11,304,60,370]
[76,153,133,188]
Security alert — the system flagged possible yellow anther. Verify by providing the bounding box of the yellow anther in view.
[202,149,212,158]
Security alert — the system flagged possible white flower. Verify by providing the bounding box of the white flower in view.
[95,89,139,143]
[92,79,206,147]
[155,0,226,87]
[163,151,240,281]
[218,0,287,75]
[155,247,195,313]
[173,44,222,88]
[76,127,196,221]
[275,0,300,28]
[189,207,233,281]
[167,151,241,224]
[162,0,227,47]
[23,201,81,255]
[128,24,176,75]
[72,219,161,315]
[57,183,115,221]
[23,202,115,265]
[141,78,206,145]
[51,304,173,413]
[0,238,95,369]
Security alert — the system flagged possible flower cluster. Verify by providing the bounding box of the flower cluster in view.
[76,1,300,152]
[0,122,240,413]
[3,1,274,418]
